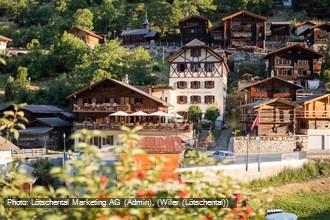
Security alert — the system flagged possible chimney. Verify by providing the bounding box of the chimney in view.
[123,74,129,84]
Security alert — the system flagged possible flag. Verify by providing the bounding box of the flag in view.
[251,112,260,132]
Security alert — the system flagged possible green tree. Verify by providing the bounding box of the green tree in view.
[72,8,94,30]
[52,32,89,73]
[321,43,330,83]
[205,104,219,125]
[32,159,54,187]
[4,75,15,101]
[188,105,202,123]
[0,103,28,141]
[16,66,30,88]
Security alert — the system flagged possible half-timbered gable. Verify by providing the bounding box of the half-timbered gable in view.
[168,39,228,122]
[179,15,209,44]
[221,10,267,49]
[264,44,323,87]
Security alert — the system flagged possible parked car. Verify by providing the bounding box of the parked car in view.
[209,151,235,161]
[265,209,297,220]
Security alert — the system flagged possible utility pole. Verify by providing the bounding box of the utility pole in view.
[63,133,66,167]
[257,136,261,172]
[246,133,249,172]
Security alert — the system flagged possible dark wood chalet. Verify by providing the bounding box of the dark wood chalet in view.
[264,44,323,87]
[121,18,158,45]
[241,98,297,136]
[299,22,330,52]
[179,15,209,44]
[221,10,267,49]
[209,23,224,48]
[68,27,103,48]
[295,94,330,134]
[240,76,302,106]
[270,22,291,43]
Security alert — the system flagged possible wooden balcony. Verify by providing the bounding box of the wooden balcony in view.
[73,122,193,132]
[296,111,330,119]
[73,104,130,113]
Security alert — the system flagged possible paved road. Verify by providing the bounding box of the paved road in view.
[234,153,282,164]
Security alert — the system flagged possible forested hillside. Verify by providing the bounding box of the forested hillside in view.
[0,0,329,109]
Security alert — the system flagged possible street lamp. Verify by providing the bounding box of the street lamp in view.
[63,133,66,166]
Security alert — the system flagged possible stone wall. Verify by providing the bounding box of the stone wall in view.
[232,136,298,153]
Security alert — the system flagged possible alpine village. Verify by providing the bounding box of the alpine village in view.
[1,1,330,220]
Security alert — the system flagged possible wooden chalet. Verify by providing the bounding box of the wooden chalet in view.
[295,94,330,133]
[209,22,224,48]
[121,18,158,45]
[241,98,297,136]
[299,22,330,52]
[264,44,323,87]
[68,26,103,48]
[179,15,209,44]
[221,10,267,49]
[270,22,291,43]
[67,78,193,148]
[240,76,302,105]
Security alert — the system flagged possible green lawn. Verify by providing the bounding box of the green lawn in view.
[270,192,330,220]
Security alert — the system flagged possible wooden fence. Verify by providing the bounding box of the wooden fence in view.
[11,148,46,159]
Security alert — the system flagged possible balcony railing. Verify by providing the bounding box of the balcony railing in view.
[73,122,193,132]
[73,104,131,112]
[296,111,330,119]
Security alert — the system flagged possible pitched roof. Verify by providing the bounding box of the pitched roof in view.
[66,78,171,107]
[185,38,206,47]
[138,136,183,154]
[295,94,330,105]
[253,98,298,109]
[23,105,64,114]
[241,76,302,91]
[121,29,157,37]
[293,21,316,29]
[19,127,52,135]
[36,117,72,127]
[264,44,323,59]
[0,35,12,42]
[0,136,19,151]
[271,22,291,25]
[69,26,103,39]
[179,15,209,23]
[222,10,267,21]
[298,22,330,36]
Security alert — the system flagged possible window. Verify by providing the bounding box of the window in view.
[280,111,284,122]
[205,96,215,104]
[191,48,201,57]
[134,97,143,104]
[205,63,214,72]
[177,81,187,89]
[83,98,92,104]
[257,86,267,92]
[102,135,114,146]
[191,81,200,89]
[177,63,186,72]
[205,81,214,89]
[177,96,187,104]
[191,63,201,72]
[278,87,289,93]
[190,96,201,104]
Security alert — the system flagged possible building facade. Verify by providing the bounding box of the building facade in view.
[300,22,330,52]
[264,44,323,88]
[179,15,209,44]
[168,39,228,121]
[67,78,193,148]
[0,35,12,54]
[221,10,267,49]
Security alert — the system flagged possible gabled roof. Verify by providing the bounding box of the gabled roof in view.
[69,26,103,39]
[138,136,183,154]
[293,21,316,29]
[179,15,209,23]
[66,78,171,107]
[295,94,330,105]
[168,39,224,63]
[0,35,12,42]
[23,105,63,114]
[19,127,53,135]
[36,117,72,128]
[298,22,330,36]
[241,76,302,91]
[253,98,298,109]
[222,10,267,21]
[0,137,19,151]
[264,44,323,59]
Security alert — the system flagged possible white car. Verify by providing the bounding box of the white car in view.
[209,151,235,161]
